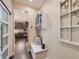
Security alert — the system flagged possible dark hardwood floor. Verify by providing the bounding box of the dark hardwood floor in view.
[10,38,32,59]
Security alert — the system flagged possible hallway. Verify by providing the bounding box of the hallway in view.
[15,39,32,59]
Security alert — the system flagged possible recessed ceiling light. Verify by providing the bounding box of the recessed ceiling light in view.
[22,10,29,14]
[29,0,32,2]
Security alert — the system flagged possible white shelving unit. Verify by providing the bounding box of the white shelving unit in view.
[14,29,27,34]
[60,0,79,46]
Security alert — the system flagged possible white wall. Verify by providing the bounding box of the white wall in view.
[40,0,79,59]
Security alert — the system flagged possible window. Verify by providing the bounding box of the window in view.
[60,0,79,46]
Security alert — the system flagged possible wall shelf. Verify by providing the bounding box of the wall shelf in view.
[14,29,27,34]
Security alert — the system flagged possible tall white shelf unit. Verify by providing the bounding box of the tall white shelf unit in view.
[60,0,79,46]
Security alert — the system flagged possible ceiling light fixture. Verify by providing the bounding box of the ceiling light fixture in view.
[22,10,29,14]
[29,0,32,2]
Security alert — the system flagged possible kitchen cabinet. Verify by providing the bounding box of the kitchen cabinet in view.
[35,11,48,30]
[31,43,48,59]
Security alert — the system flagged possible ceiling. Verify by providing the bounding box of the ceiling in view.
[14,9,29,21]
[14,0,46,9]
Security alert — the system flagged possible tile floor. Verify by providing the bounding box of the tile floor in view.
[10,38,32,59]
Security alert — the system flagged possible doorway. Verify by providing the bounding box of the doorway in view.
[15,21,28,42]
[13,21,32,59]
